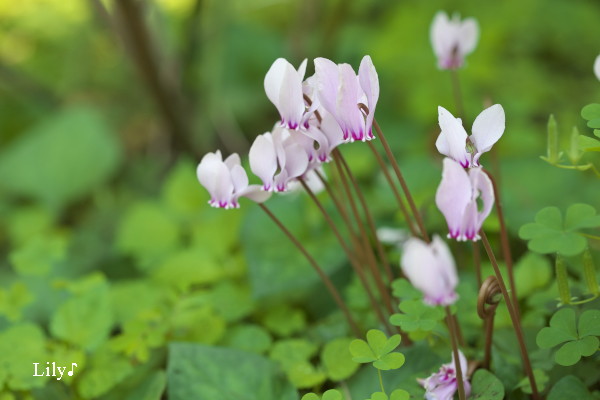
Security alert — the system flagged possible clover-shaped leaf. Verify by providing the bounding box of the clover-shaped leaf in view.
[389,300,445,333]
[519,204,600,256]
[391,279,422,301]
[536,308,600,366]
[301,389,342,400]
[516,369,549,395]
[364,390,409,400]
[349,329,405,371]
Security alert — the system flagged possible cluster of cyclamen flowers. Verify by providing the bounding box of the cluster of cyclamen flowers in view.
[197,55,379,208]
[196,9,509,400]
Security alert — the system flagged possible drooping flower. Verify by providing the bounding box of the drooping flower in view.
[436,104,505,168]
[435,158,494,241]
[594,55,600,81]
[314,55,379,142]
[430,11,479,70]
[418,351,471,400]
[401,235,458,306]
[249,127,310,192]
[197,151,271,209]
[264,58,313,130]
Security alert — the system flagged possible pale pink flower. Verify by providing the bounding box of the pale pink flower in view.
[314,55,379,142]
[594,55,600,81]
[436,104,505,168]
[196,151,271,209]
[401,235,458,306]
[249,127,310,192]
[418,351,471,400]
[430,11,478,70]
[264,58,314,130]
[435,158,494,241]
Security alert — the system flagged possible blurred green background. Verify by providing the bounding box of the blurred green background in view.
[0,0,598,398]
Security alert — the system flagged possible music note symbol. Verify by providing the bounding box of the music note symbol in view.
[67,363,78,377]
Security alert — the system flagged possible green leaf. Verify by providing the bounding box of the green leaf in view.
[0,106,121,208]
[168,343,296,400]
[368,392,387,400]
[322,390,343,400]
[225,325,272,354]
[389,389,410,400]
[0,282,33,322]
[349,339,376,363]
[516,369,548,394]
[321,337,359,381]
[581,103,600,121]
[536,308,577,348]
[366,329,392,357]
[50,275,113,351]
[0,324,48,390]
[555,336,599,366]
[152,248,223,291]
[390,300,444,332]
[261,304,306,337]
[514,253,552,298]
[547,375,594,400]
[373,352,405,370]
[125,370,166,400]
[578,135,600,152]
[391,279,422,301]
[301,395,320,400]
[470,369,505,400]
[519,204,599,256]
[77,345,135,399]
[9,233,68,276]
[578,310,600,337]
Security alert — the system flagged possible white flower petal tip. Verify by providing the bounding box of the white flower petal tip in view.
[264,58,309,130]
[435,158,494,242]
[594,55,600,81]
[419,350,471,400]
[401,235,458,306]
[430,11,479,70]
[197,151,268,209]
[436,104,505,167]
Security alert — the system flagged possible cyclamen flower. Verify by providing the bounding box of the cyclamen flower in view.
[249,127,309,192]
[314,55,379,142]
[264,58,314,130]
[436,158,494,241]
[197,151,271,209]
[430,11,478,70]
[594,55,600,81]
[401,235,458,306]
[418,351,471,400]
[436,104,505,168]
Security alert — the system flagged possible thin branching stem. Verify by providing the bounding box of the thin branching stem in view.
[480,231,539,399]
[299,179,393,334]
[258,204,361,336]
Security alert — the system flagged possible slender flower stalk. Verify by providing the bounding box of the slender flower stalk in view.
[371,116,430,242]
[450,69,466,119]
[472,241,482,287]
[446,307,467,400]
[258,204,361,336]
[483,168,520,317]
[335,150,394,283]
[299,178,394,333]
[477,276,501,370]
[480,231,539,399]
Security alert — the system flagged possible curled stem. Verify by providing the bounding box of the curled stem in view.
[480,231,539,399]
[477,276,502,369]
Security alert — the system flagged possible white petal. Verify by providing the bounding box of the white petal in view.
[435,158,472,239]
[431,235,458,290]
[320,110,345,150]
[224,153,241,169]
[230,164,249,194]
[264,58,304,129]
[337,63,364,141]
[297,58,307,81]
[238,185,272,204]
[359,55,379,139]
[457,18,479,57]
[437,106,470,167]
[314,58,340,121]
[197,151,223,193]
[282,142,309,179]
[401,238,441,299]
[430,11,453,62]
[469,167,495,237]
[264,58,287,111]
[470,104,505,163]
[594,55,600,81]
[249,133,277,191]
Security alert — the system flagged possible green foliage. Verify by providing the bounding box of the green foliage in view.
[0,107,121,209]
[547,375,594,400]
[301,389,343,400]
[581,104,600,137]
[321,337,359,381]
[513,252,552,298]
[470,369,505,400]
[536,308,600,366]
[349,330,405,371]
[224,324,272,354]
[270,339,326,388]
[519,204,600,256]
[0,282,33,321]
[0,324,48,390]
[364,390,409,400]
[391,279,422,301]
[168,343,296,400]
[516,369,548,395]
[389,300,445,336]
